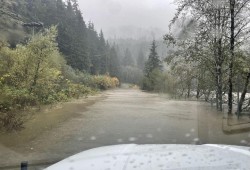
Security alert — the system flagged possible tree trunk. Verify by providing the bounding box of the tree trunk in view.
[215,75,219,109]
[216,63,223,111]
[228,0,235,114]
[196,87,200,99]
[205,89,211,102]
[30,59,41,93]
[216,8,223,112]
[237,72,250,113]
[187,82,191,98]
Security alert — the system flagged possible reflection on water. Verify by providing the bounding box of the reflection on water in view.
[195,103,250,146]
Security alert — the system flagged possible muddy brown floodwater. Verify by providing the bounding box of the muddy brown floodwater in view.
[0,88,250,169]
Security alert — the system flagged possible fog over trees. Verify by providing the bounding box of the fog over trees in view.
[164,0,250,114]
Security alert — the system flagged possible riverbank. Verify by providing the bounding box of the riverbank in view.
[0,92,106,149]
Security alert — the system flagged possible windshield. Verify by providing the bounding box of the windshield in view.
[0,0,250,169]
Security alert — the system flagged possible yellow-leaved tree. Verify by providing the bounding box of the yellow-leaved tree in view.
[0,26,65,130]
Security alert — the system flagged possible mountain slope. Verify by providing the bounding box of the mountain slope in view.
[0,0,26,45]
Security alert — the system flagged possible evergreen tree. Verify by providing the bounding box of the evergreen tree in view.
[56,0,90,71]
[142,40,162,91]
[98,30,108,74]
[144,40,162,77]
[87,22,101,74]
[108,46,120,77]
[137,49,146,70]
[122,48,134,66]
[1,0,114,75]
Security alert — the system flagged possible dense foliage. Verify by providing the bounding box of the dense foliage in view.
[0,0,122,131]
[142,40,163,91]
[0,27,119,131]
[110,38,167,85]
[0,0,121,77]
[163,0,250,114]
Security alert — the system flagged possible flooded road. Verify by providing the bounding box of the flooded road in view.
[1,88,250,169]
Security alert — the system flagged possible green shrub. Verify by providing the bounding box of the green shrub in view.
[0,112,25,131]
[0,27,119,131]
[0,86,38,112]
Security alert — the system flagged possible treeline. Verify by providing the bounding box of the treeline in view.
[141,40,163,91]
[1,0,120,77]
[110,38,168,84]
[163,0,250,114]
[0,0,120,131]
[0,27,119,131]
[140,0,250,116]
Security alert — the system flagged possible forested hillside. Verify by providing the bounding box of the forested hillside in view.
[2,0,250,131]
[0,0,121,76]
[0,0,26,45]
[0,0,120,131]
[109,38,168,84]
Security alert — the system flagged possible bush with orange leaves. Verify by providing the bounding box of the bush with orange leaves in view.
[91,75,120,90]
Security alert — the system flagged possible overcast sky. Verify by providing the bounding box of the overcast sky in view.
[78,0,177,39]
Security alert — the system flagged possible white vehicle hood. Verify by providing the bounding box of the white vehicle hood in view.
[46,144,250,170]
